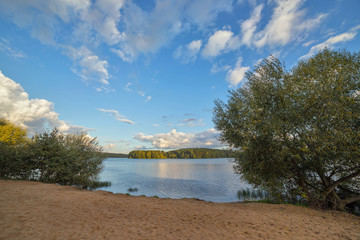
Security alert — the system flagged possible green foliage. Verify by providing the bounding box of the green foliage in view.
[213,49,360,210]
[128,148,233,159]
[237,188,270,201]
[0,120,107,189]
[102,152,128,158]
[28,129,106,188]
[127,187,138,192]
[0,142,33,179]
[88,180,111,190]
[0,118,31,178]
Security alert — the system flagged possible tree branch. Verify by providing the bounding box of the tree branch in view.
[333,168,360,187]
[343,194,360,205]
[323,168,360,198]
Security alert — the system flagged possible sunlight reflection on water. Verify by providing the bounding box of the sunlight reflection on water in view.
[97,158,253,202]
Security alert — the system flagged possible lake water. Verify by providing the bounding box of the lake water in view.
[97,158,253,203]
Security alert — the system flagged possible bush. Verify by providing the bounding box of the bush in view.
[0,119,107,189]
[29,129,106,188]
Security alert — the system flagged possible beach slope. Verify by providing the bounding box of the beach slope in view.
[0,180,359,240]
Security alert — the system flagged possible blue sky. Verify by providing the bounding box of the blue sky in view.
[0,0,359,153]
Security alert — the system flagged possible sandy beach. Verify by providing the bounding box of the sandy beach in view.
[0,180,359,240]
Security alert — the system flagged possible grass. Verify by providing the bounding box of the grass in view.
[237,188,309,207]
[237,188,270,201]
[90,181,111,188]
[243,198,309,207]
[127,187,138,192]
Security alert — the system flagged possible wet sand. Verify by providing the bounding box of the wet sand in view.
[1,180,359,240]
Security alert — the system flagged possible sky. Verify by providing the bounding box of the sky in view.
[0,0,359,153]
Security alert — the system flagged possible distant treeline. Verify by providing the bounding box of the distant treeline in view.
[102,152,128,158]
[128,148,233,159]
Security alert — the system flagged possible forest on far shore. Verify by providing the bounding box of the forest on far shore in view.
[128,148,232,159]
[102,152,128,158]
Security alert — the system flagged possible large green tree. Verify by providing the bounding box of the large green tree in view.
[213,49,360,210]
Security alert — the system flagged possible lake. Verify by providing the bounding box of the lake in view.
[97,158,253,202]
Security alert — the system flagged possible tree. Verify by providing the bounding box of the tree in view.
[0,118,27,145]
[128,148,232,159]
[0,118,31,179]
[213,49,360,210]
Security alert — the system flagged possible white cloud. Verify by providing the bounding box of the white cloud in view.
[124,82,132,92]
[102,142,130,153]
[296,13,327,32]
[201,0,325,55]
[65,46,110,88]
[79,55,109,85]
[241,4,263,47]
[97,108,135,125]
[187,40,202,52]
[252,0,326,48]
[76,0,125,45]
[302,40,315,47]
[134,128,223,149]
[0,1,124,90]
[0,38,26,58]
[135,145,149,150]
[103,143,116,151]
[184,0,233,28]
[93,0,125,44]
[209,57,249,88]
[115,0,234,61]
[138,91,145,97]
[145,96,152,103]
[113,1,184,61]
[100,138,133,153]
[174,40,202,63]
[300,28,359,59]
[211,63,231,74]
[0,0,90,44]
[255,0,302,47]
[178,118,205,127]
[0,70,88,134]
[226,57,250,87]
[111,48,134,63]
[0,0,126,46]
[123,81,152,102]
[237,0,258,6]
[202,29,240,58]
[0,0,235,65]
[0,0,119,88]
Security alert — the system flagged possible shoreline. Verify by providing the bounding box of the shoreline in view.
[1,180,359,240]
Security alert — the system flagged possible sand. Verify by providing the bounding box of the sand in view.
[0,180,359,240]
